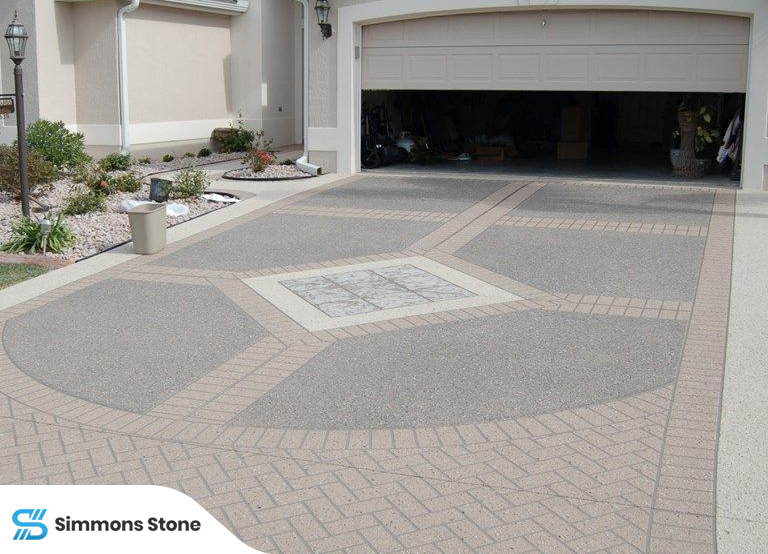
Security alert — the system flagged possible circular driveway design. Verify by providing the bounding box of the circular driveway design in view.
[235,310,685,429]
[3,278,267,413]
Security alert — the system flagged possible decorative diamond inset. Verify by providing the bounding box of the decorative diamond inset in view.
[281,265,475,317]
[243,257,522,331]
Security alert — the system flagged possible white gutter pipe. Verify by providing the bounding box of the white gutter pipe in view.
[117,0,140,155]
[291,0,322,175]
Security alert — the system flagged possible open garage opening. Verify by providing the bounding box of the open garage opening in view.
[360,89,745,184]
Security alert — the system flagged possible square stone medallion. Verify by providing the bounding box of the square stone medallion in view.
[244,256,522,331]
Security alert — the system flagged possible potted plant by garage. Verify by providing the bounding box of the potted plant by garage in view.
[671,104,719,178]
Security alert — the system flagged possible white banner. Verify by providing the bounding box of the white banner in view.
[1,485,262,553]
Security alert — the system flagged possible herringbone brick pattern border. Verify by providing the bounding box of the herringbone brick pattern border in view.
[647,189,735,554]
[0,176,734,554]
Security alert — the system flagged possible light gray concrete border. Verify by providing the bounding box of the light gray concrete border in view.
[717,191,768,553]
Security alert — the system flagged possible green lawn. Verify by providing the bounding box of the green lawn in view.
[0,263,48,290]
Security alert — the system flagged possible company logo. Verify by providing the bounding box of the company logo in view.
[12,509,48,541]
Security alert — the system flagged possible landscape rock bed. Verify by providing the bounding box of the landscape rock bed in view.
[0,153,245,261]
[135,152,244,177]
[224,164,312,181]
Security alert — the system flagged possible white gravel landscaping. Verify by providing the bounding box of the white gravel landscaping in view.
[0,153,246,261]
[135,152,244,176]
[224,164,312,180]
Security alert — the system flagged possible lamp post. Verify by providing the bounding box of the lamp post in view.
[4,14,30,218]
[314,0,332,39]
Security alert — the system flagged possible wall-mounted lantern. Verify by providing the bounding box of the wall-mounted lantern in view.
[314,0,332,39]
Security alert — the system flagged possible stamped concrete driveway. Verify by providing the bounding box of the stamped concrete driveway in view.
[0,174,734,554]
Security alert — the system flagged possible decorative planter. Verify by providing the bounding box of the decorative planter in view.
[149,178,171,202]
[671,149,712,176]
[674,110,702,179]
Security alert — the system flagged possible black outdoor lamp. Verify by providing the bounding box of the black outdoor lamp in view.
[314,0,332,39]
[4,13,30,218]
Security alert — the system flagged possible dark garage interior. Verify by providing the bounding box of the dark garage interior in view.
[361,90,745,183]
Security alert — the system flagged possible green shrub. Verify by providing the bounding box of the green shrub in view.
[183,152,195,159]
[1,212,74,254]
[62,190,106,215]
[98,153,132,172]
[71,163,111,195]
[197,148,212,158]
[71,162,97,184]
[216,118,255,153]
[162,154,175,163]
[110,172,142,193]
[137,156,151,165]
[281,159,295,165]
[26,119,90,170]
[169,168,208,200]
[0,145,58,197]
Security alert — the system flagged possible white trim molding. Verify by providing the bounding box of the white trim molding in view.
[329,0,768,189]
[57,0,249,15]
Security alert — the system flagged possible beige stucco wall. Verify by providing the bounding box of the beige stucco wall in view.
[72,0,119,128]
[34,0,77,124]
[309,0,376,129]
[258,0,300,146]
[0,0,40,143]
[230,0,302,147]
[126,4,232,125]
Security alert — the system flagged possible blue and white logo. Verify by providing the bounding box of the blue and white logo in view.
[11,509,47,541]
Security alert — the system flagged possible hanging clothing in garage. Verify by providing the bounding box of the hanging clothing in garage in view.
[718,112,742,164]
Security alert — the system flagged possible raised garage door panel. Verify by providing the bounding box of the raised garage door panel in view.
[362,10,749,92]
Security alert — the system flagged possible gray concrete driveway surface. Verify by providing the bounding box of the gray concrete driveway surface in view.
[1,172,764,554]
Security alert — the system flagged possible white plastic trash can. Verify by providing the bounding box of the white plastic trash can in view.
[127,203,166,254]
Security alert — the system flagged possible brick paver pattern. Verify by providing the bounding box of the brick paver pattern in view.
[0,176,733,554]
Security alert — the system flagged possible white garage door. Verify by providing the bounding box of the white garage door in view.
[362,10,749,92]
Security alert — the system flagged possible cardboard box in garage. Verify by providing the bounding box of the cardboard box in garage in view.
[557,141,589,160]
[474,146,505,163]
[561,105,586,142]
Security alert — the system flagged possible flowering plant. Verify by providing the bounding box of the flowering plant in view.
[244,149,275,173]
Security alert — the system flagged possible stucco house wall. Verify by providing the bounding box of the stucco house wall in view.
[34,0,77,124]
[72,0,120,139]
[0,0,40,143]
[230,0,302,147]
[1,0,245,148]
[125,4,233,143]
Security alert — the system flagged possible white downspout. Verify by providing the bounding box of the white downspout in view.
[291,0,322,175]
[117,0,140,155]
